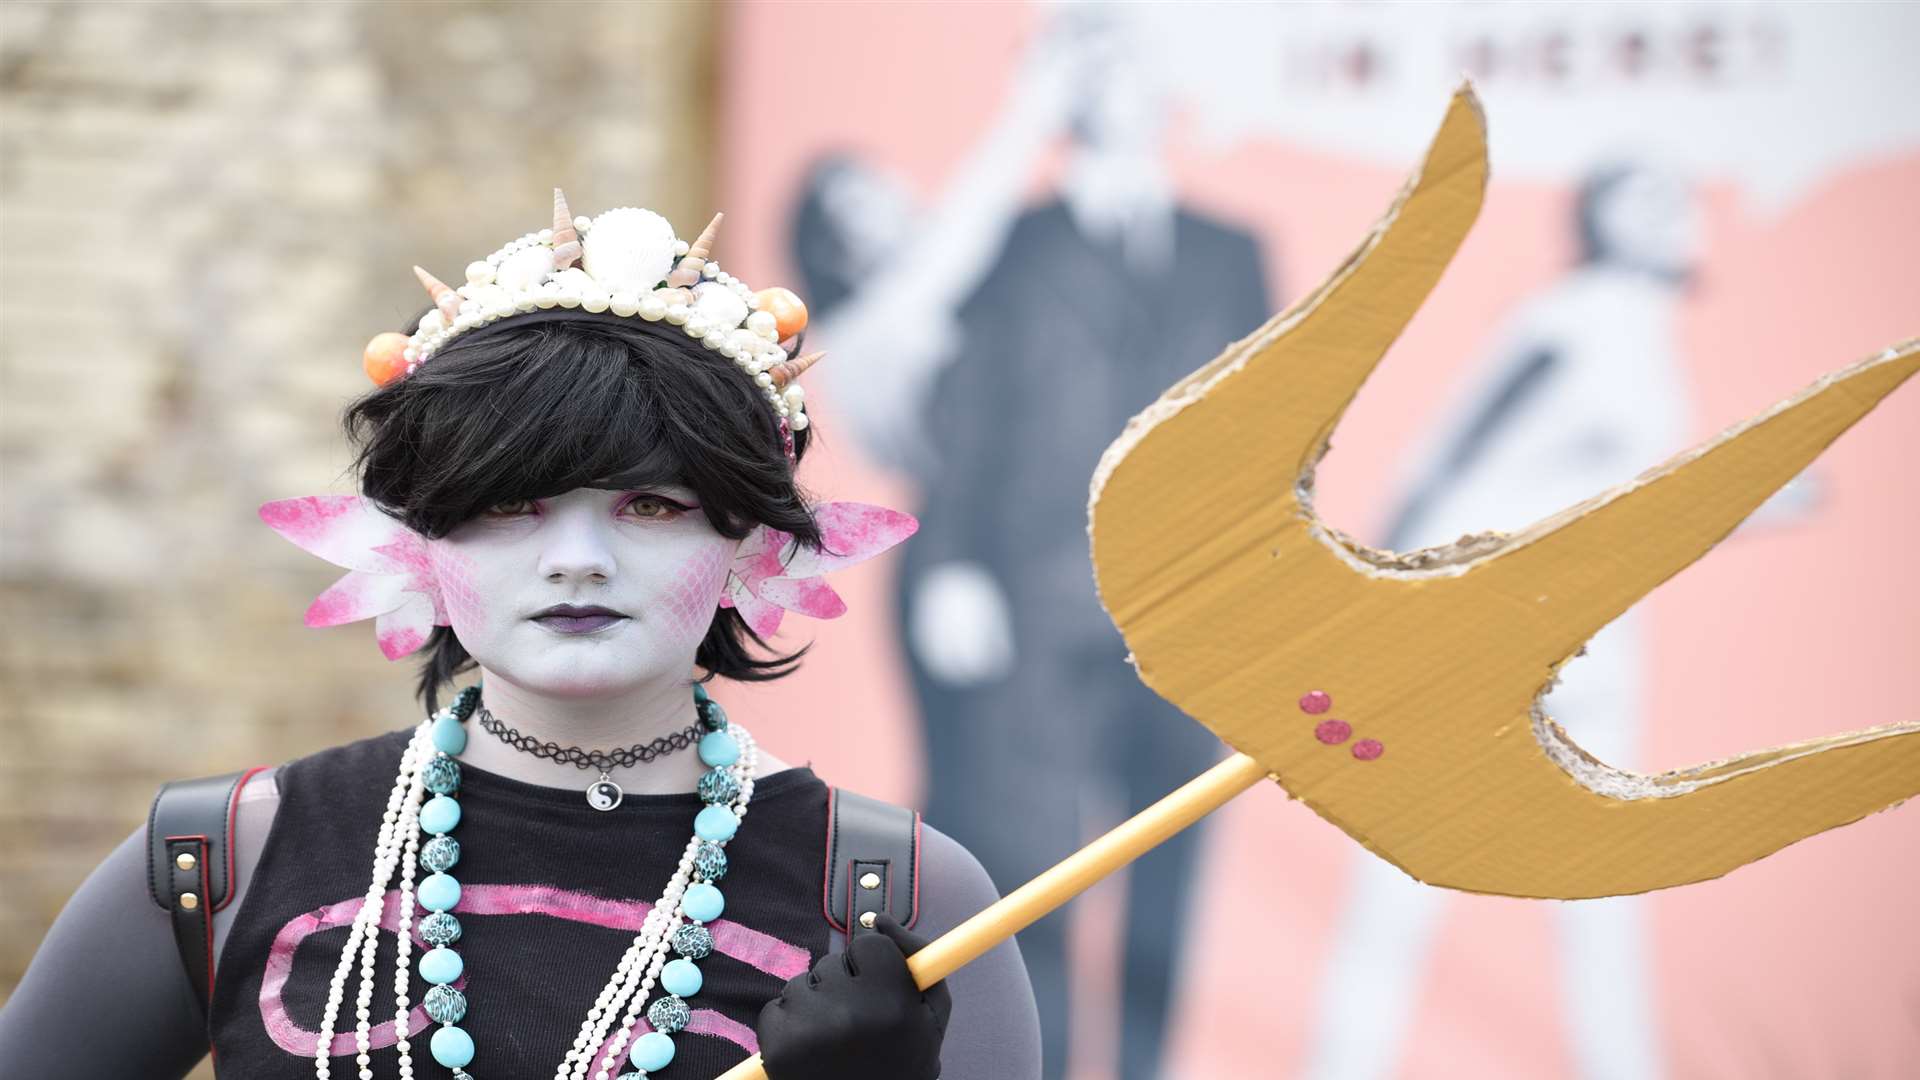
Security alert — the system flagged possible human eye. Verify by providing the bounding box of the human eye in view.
[620,492,695,521]
[482,498,539,518]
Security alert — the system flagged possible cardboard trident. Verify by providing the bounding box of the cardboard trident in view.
[717,85,1919,1079]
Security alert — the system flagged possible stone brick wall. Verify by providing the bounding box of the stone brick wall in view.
[0,1,712,1065]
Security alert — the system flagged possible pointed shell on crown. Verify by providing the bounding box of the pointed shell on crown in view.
[363,189,816,436]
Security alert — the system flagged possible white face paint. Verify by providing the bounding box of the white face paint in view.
[426,486,738,700]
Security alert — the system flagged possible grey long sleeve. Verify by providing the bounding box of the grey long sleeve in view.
[0,772,1041,1079]
[870,823,1044,1080]
[0,763,282,1076]
[0,825,211,1075]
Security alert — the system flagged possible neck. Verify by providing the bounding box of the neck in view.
[455,668,783,796]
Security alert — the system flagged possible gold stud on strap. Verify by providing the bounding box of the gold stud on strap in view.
[179,892,199,910]
[859,872,881,890]
[858,911,877,929]
[175,851,197,871]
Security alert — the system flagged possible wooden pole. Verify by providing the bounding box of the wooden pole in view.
[714,752,1270,1080]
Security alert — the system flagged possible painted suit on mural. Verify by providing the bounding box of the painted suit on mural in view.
[905,199,1271,1080]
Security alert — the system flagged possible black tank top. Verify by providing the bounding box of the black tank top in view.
[208,727,832,1078]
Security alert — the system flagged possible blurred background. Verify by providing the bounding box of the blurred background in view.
[3,2,1916,1078]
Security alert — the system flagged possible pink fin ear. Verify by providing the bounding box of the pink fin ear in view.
[719,501,915,632]
[783,503,918,578]
[729,524,794,598]
[263,494,447,657]
[757,576,847,621]
[305,572,409,628]
[375,593,439,660]
[733,587,788,639]
[261,496,411,573]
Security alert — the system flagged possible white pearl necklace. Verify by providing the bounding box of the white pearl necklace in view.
[311,710,759,1079]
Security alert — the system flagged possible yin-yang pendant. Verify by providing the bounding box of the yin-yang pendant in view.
[586,772,624,812]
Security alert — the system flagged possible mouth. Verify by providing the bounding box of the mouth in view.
[530,604,629,635]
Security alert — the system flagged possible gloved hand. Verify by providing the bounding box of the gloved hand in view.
[757,914,952,1080]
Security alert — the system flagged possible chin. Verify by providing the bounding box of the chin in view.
[544,659,662,697]
[498,652,695,701]
[526,673,642,699]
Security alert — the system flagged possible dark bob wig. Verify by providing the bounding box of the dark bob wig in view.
[343,309,820,711]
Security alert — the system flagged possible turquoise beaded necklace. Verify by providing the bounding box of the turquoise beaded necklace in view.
[313,684,756,1080]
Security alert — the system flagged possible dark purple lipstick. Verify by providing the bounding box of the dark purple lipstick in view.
[531,603,628,635]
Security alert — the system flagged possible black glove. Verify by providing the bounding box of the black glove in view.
[757,914,953,1080]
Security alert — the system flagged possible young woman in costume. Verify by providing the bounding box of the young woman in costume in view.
[0,195,1043,1079]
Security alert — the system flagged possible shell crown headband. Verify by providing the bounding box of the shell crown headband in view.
[362,188,820,440]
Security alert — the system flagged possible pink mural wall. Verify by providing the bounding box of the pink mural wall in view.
[713,3,1919,1077]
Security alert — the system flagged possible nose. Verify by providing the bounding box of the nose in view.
[536,504,616,584]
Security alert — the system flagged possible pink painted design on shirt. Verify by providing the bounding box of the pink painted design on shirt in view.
[1352,738,1385,761]
[1299,690,1333,715]
[1314,719,1353,745]
[721,501,917,637]
[260,495,448,660]
[259,882,810,1058]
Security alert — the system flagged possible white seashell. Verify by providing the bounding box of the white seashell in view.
[581,207,678,295]
[551,267,594,292]
[746,310,778,339]
[465,284,510,311]
[728,327,762,354]
[418,309,446,335]
[493,246,556,292]
[691,281,749,330]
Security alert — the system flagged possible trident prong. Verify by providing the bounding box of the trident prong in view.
[1088,82,1920,900]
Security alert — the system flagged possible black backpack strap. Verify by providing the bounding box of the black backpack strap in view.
[822,786,922,942]
[146,765,269,1017]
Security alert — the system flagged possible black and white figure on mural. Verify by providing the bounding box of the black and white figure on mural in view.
[793,19,1274,1080]
[1303,162,1818,1080]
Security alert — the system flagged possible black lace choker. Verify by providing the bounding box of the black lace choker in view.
[472,696,721,811]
